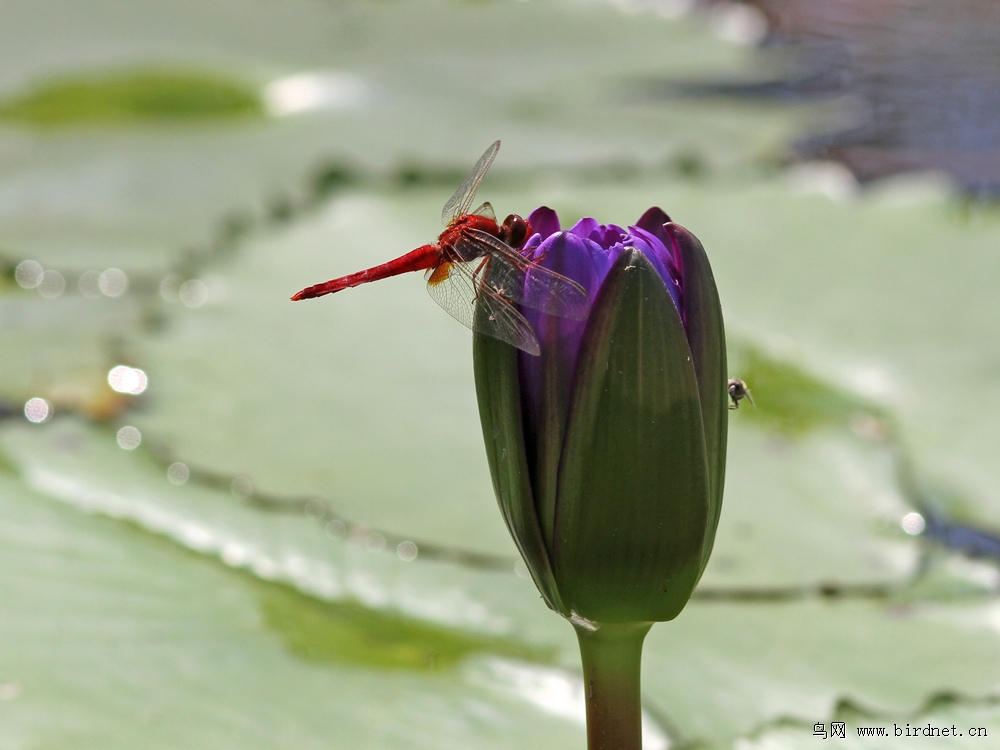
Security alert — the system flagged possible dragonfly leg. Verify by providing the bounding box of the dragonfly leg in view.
[522,244,550,268]
[470,256,491,300]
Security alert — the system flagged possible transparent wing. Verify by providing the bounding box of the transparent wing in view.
[424,260,541,355]
[457,229,590,320]
[441,141,501,225]
[471,201,495,220]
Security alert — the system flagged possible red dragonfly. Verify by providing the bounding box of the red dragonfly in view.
[291,141,589,355]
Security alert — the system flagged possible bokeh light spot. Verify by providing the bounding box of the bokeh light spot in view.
[107,365,148,395]
[14,260,43,289]
[179,279,208,307]
[99,268,128,297]
[37,270,65,298]
[397,541,418,561]
[24,397,52,423]
[116,425,142,450]
[166,462,190,485]
[78,270,102,298]
[159,274,182,302]
[262,71,368,116]
[902,512,926,535]
[709,1,768,45]
[324,519,346,540]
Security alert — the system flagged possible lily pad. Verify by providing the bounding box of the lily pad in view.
[4,414,1000,749]
[0,69,263,126]
[0,467,596,750]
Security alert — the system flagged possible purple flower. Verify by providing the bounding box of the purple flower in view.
[474,206,728,625]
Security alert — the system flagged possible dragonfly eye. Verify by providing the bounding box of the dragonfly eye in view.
[500,214,532,250]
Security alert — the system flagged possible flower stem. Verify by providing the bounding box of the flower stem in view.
[573,620,653,750]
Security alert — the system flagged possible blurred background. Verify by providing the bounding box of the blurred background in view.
[2,0,1000,747]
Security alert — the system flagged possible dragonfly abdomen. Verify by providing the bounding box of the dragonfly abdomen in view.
[291,245,440,300]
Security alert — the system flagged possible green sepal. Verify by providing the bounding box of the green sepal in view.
[473,326,565,615]
[668,223,728,575]
[553,249,710,623]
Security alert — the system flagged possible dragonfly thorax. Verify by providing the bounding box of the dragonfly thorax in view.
[438,213,502,260]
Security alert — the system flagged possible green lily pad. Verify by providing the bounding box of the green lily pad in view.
[644,596,1000,746]
[0,69,263,126]
[0,467,596,750]
[4,414,1000,749]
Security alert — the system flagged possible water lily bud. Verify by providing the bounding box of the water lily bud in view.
[474,207,727,624]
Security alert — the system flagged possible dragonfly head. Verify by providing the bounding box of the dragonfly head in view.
[499,213,532,250]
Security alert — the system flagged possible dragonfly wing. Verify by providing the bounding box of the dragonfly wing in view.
[425,260,541,355]
[521,264,590,319]
[471,201,495,220]
[440,141,501,224]
[459,229,591,320]
[424,262,476,331]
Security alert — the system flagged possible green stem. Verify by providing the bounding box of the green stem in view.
[573,620,653,750]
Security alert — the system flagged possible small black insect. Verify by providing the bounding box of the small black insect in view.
[728,378,754,410]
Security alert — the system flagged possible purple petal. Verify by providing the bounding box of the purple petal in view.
[527,206,562,241]
[528,232,609,316]
[517,208,686,357]
[636,206,673,237]
[634,209,678,272]
[569,218,630,251]
[628,227,682,314]
[600,224,628,248]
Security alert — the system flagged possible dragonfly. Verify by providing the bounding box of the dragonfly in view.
[291,141,590,355]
